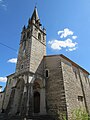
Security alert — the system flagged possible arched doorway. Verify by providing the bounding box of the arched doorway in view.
[34,92,40,113]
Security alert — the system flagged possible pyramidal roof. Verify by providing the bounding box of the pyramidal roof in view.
[31,7,40,21]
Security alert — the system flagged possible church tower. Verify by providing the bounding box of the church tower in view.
[8,7,47,116]
[16,7,46,74]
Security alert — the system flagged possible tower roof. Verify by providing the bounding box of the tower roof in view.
[31,7,40,21]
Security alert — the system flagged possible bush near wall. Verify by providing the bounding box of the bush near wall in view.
[56,108,90,120]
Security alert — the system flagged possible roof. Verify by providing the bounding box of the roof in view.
[44,54,90,75]
[31,7,40,21]
[60,54,89,74]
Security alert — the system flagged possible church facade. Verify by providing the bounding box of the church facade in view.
[1,7,90,120]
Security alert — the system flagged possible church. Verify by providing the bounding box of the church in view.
[0,7,90,120]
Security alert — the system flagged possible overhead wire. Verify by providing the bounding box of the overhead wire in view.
[0,42,17,52]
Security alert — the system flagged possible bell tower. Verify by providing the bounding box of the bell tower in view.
[4,7,46,116]
[16,7,46,74]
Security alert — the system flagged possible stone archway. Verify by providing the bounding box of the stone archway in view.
[34,92,40,113]
[32,79,46,115]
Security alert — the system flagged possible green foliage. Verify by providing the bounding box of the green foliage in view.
[71,108,89,120]
[56,108,89,120]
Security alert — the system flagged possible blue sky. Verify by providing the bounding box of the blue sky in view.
[0,0,90,90]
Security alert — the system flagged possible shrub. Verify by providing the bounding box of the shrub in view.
[56,108,89,120]
[71,108,89,120]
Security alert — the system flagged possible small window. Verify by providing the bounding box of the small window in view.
[78,96,83,102]
[38,33,41,40]
[74,71,77,79]
[43,35,45,42]
[45,70,49,78]
[27,31,30,38]
[73,69,77,79]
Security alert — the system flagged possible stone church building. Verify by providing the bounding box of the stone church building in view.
[0,7,90,120]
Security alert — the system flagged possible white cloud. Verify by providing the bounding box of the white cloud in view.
[48,39,77,51]
[58,28,74,38]
[48,40,61,50]
[58,30,63,35]
[0,0,7,11]
[8,58,17,64]
[66,47,77,52]
[49,28,78,52]
[72,36,77,40]
[0,77,7,82]
[2,4,7,10]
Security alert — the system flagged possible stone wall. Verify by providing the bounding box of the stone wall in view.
[0,92,4,112]
[61,57,89,119]
[79,70,90,114]
[16,37,31,74]
[44,56,67,118]
[30,25,46,74]
[44,55,90,119]
[10,78,25,115]
[3,74,15,111]
[16,19,46,75]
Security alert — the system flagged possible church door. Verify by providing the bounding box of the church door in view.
[34,92,40,113]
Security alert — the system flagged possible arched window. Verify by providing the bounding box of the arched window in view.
[27,31,30,38]
[38,33,41,40]
[45,69,49,78]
